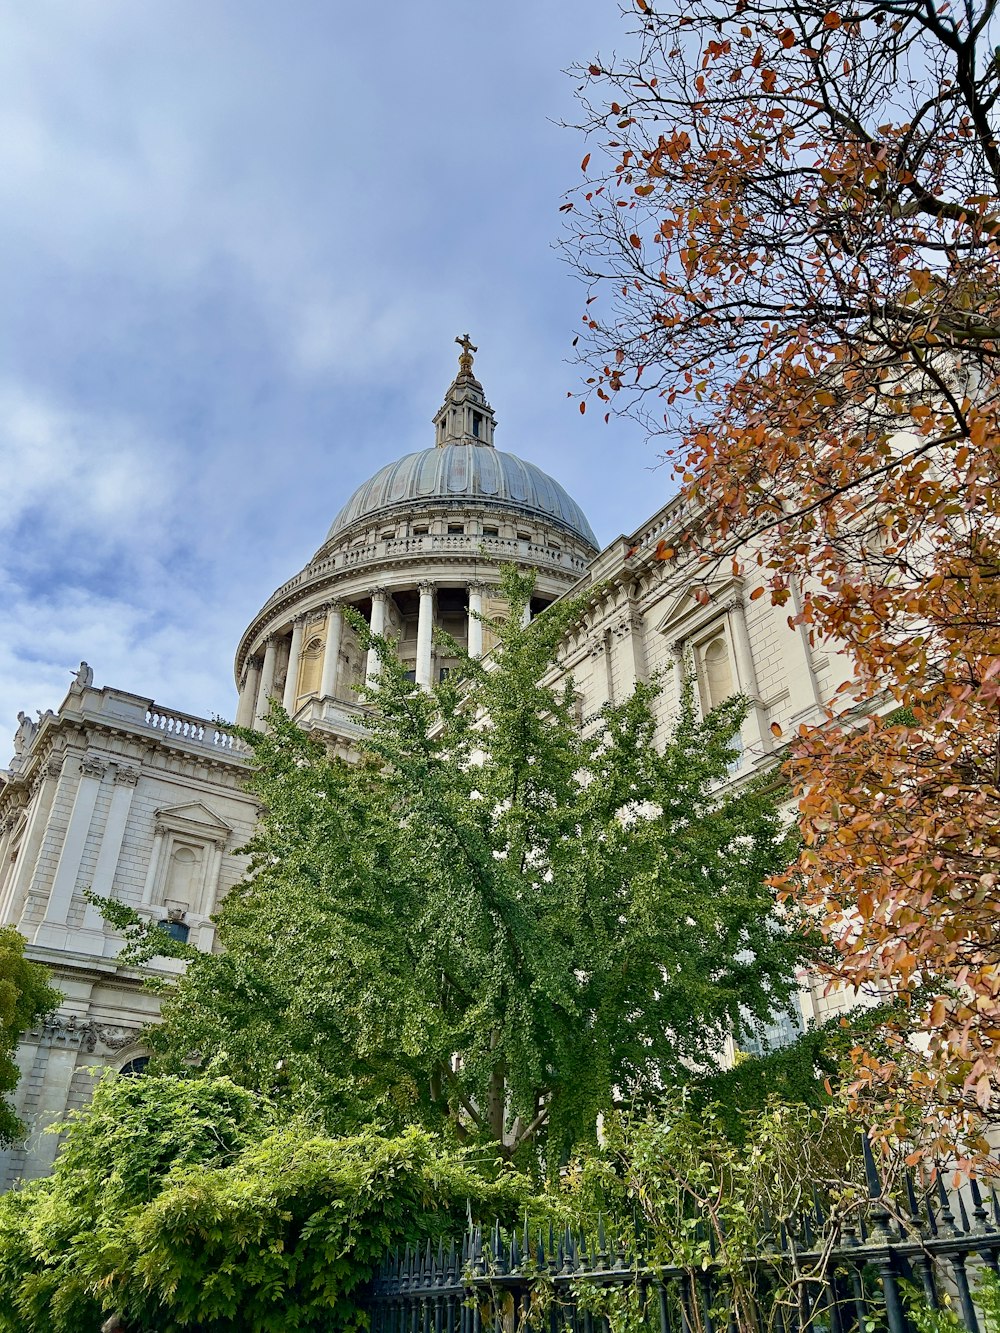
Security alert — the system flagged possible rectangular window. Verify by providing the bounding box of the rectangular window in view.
[439,667,451,682]
[472,411,483,437]
[412,525,429,536]
[483,526,499,537]
[517,531,530,542]
[448,524,464,535]
[402,669,416,684]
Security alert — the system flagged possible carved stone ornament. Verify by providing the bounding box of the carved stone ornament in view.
[418,581,435,595]
[113,766,141,786]
[369,586,389,601]
[589,638,606,658]
[79,756,107,779]
[34,1015,142,1053]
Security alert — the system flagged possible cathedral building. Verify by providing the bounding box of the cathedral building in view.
[0,340,849,1188]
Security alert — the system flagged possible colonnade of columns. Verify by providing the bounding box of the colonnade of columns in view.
[236,580,498,729]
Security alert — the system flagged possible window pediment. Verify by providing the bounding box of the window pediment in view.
[653,575,744,641]
[153,801,233,844]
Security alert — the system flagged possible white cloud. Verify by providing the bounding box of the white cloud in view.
[0,384,176,546]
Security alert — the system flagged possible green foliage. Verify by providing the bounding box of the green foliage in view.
[0,927,60,1146]
[676,1000,922,1144]
[977,1270,1000,1333]
[146,566,804,1168]
[567,1096,865,1269]
[0,1071,546,1333]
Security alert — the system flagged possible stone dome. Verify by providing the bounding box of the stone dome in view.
[326,444,599,549]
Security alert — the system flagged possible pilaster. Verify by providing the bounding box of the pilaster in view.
[33,756,106,950]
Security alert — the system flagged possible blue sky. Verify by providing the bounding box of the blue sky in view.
[0,1,665,760]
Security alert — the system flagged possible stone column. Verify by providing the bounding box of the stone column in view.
[235,655,262,728]
[522,601,532,627]
[320,605,343,700]
[775,578,823,718]
[282,616,306,713]
[613,608,647,697]
[366,588,389,685]
[254,636,279,730]
[724,598,771,751]
[78,764,141,949]
[467,582,484,658]
[415,582,435,689]
[0,816,18,914]
[139,823,168,906]
[4,757,64,930]
[34,756,106,949]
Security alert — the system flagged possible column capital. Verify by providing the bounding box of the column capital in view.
[113,765,141,786]
[369,585,389,601]
[79,756,107,779]
[468,580,487,595]
[418,581,435,595]
[292,611,309,625]
[247,653,263,672]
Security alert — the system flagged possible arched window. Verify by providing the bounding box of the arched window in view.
[119,1056,150,1077]
[697,634,734,713]
[163,844,199,912]
[298,636,324,700]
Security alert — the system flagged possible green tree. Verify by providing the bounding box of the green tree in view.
[149,568,805,1166]
[0,927,59,1146]
[0,1071,538,1333]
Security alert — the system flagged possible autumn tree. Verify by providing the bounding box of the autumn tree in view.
[147,570,802,1168]
[565,0,1000,1152]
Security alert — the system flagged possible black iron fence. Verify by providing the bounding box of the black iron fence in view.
[366,1154,1000,1333]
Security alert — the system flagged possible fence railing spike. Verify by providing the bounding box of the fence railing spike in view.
[969,1175,990,1232]
[861,1129,881,1200]
[937,1171,959,1235]
[597,1212,608,1270]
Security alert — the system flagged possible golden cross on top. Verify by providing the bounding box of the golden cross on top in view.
[456,332,477,372]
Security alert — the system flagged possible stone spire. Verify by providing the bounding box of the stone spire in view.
[432,334,497,447]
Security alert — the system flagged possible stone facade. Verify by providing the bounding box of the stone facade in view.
[0,342,862,1187]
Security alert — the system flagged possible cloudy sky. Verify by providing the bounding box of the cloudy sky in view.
[0,1,663,760]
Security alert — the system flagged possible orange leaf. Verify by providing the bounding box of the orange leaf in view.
[750,586,765,600]
[770,721,783,737]
[581,153,591,173]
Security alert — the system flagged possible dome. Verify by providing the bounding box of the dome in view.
[326,444,599,549]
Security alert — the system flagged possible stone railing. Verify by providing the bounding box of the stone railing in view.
[143,708,246,753]
[259,531,589,615]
